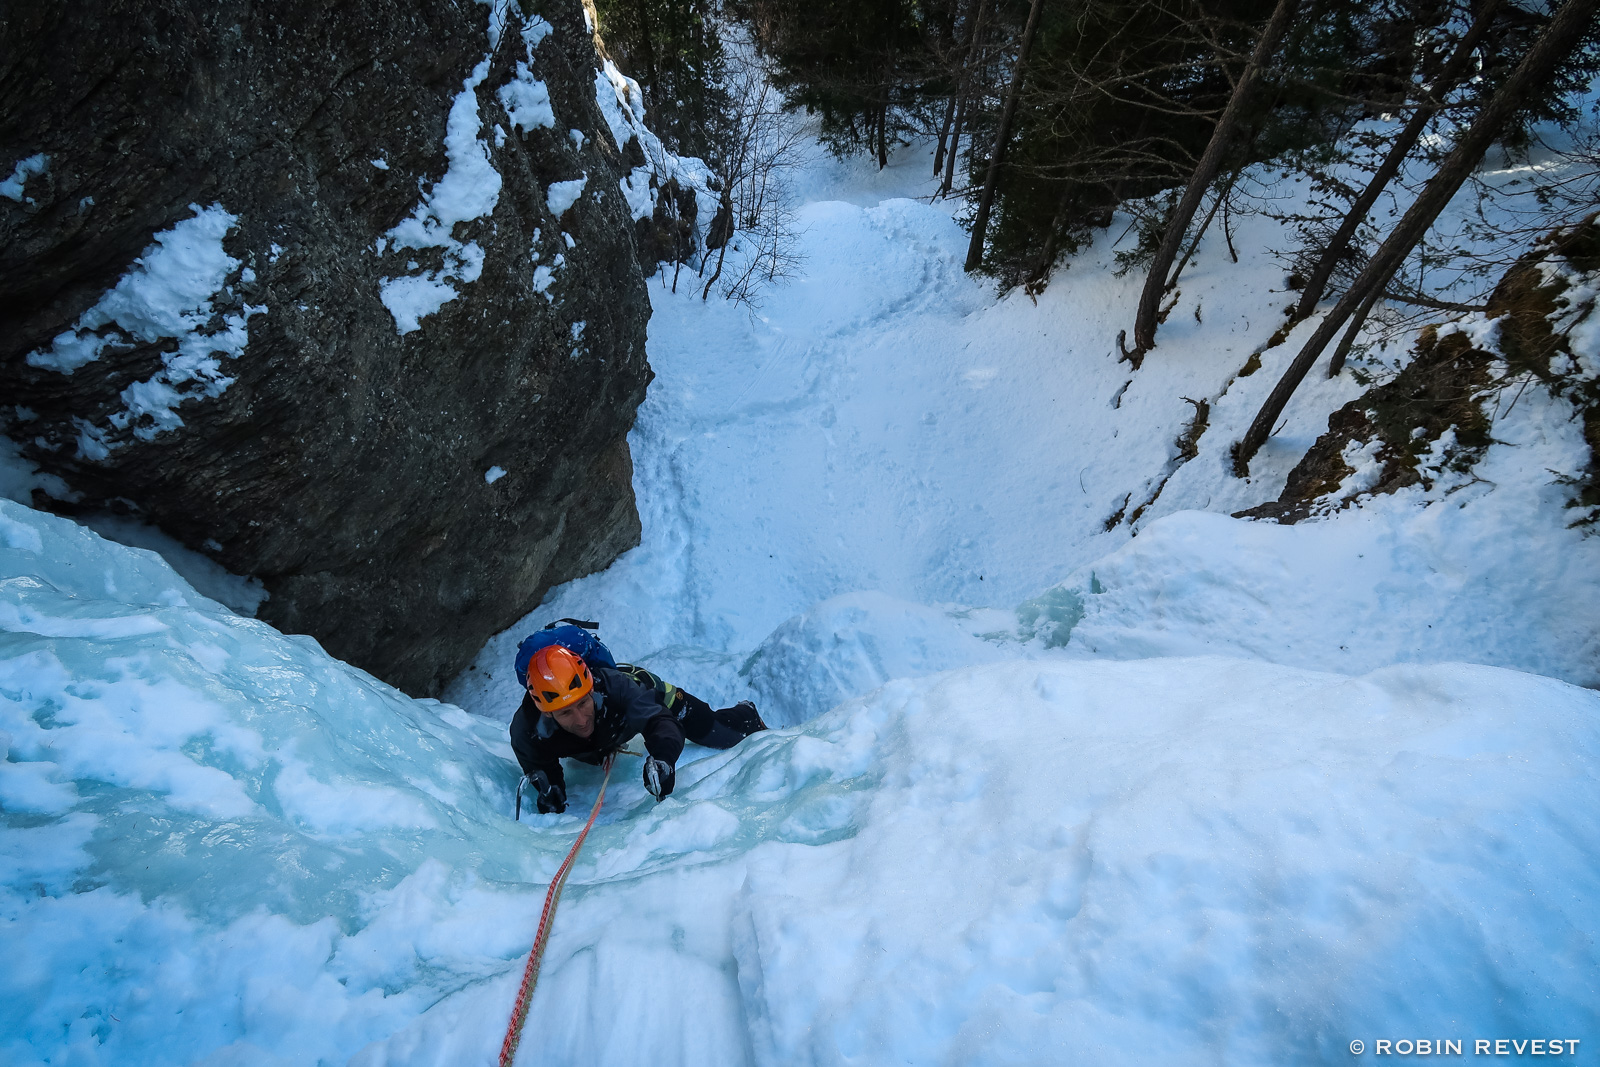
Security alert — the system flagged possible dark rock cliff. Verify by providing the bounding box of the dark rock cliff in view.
[0,0,656,694]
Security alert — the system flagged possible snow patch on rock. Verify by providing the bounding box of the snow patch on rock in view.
[1,153,48,202]
[546,175,587,217]
[23,204,265,454]
[593,60,717,225]
[379,55,501,335]
[497,15,557,134]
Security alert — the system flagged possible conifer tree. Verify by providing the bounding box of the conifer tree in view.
[966,0,1279,283]
[971,0,1495,285]
[745,0,925,164]
[1289,0,1506,323]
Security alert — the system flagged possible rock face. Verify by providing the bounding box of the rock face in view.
[0,0,657,694]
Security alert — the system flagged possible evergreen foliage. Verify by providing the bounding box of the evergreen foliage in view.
[741,0,949,165]
[986,0,1600,288]
[732,0,1597,297]
[984,0,1272,285]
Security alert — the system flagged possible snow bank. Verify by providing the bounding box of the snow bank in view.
[738,590,1020,728]
[1055,372,1600,687]
[382,657,1600,1065]
[10,494,1597,1065]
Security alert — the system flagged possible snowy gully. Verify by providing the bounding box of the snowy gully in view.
[1349,1038,1582,1055]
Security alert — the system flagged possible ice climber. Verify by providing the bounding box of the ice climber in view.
[509,642,767,815]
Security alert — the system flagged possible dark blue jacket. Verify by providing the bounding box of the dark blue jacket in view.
[508,666,685,793]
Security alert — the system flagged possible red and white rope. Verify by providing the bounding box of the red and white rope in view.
[498,755,615,1067]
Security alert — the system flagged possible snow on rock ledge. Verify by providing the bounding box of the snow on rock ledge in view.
[593,56,718,264]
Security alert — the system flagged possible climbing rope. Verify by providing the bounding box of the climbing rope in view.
[498,754,615,1067]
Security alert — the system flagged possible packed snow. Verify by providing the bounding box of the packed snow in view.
[6,73,1600,1067]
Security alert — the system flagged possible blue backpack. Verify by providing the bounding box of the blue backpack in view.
[513,618,618,684]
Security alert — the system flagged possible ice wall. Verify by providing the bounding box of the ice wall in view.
[0,499,530,1064]
[6,498,1599,1065]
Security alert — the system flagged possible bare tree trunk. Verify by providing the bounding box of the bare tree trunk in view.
[702,190,733,300]
[942,0,991,197]
[1127,0,1297,360]
[932,0,971,176]
[935,0,986,181]
[1222,186,1237,262]
[1165,170,1236,293]
[934,94,958,176]
[1325,284,1384,377]
[1293,0,1503,320]
[702,215,730,300]
[877,103,889,169]
[941,93,967,195]
[1233,0,1600,473]
[963,0,1046,272]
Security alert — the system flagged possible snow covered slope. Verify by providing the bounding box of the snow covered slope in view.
[448,140,1600,725]
[4,499,1598,1066]
[7,125,1600,1064]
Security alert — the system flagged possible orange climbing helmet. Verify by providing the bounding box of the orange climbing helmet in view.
[527,644,594,713]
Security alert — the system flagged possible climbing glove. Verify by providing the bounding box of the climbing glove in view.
[642,757,676,802]
[530,769,567,815]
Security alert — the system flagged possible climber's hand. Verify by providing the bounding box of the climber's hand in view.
[642,757,675,801]
[531,769,566,814]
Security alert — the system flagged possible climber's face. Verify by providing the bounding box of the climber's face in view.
[548,693,596,738]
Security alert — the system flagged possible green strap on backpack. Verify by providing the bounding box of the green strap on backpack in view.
[614,663,683,715]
